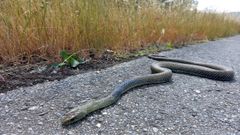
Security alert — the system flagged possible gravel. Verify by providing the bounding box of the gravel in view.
[1,36,240,135]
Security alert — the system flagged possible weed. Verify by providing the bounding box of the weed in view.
[58,50,84,68]
[166,42,174,49]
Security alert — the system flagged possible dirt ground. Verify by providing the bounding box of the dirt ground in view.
[0,51,126,93]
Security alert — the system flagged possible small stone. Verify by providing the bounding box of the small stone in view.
[54,112,62,117]
[96,123,101,128]
[68,131,74,135]
[5,105,9,113]
[38,121,43,125]
[131,125,135,129]
[118,80,123,83]
[143,128,148,132]
[17,124,22,129]
[28,106,39,111]
[28,127,33,131]
[153,127,159,132]
[7,122,14,126]
[195,90,201,93]
[96,71,100,74]
[102,112,107,115]
[52,70,57,74]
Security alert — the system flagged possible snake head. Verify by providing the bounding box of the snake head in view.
[61,109,87,126]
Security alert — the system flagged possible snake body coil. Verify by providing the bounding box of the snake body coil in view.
[61,55,234,125]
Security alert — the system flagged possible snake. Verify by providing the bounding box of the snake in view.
[61,54,234,126]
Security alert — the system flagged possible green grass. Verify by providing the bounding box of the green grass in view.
[0,0,240,63]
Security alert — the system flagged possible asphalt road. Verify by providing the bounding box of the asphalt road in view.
[0,36,240,135]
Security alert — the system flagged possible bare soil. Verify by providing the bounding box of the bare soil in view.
[0,51,125,93]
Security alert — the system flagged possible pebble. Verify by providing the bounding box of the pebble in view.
[28,106,39,111]
[131,125,135,129]
[38,121,43,125]
[102,112,108,115]
[96,71,100,74]
[17,125,22,129]
[67,131,74,135]
[195,90,201,93]
[96,123,101,128]
[143,128,148,132]
[28,127,33,131]
[7,122,14,126]
[153,127,159,132]
[4,105,9,113]
[51,69,57,74]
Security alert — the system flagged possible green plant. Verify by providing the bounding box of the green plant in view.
[166,42,174,49]
[58,50,84,68]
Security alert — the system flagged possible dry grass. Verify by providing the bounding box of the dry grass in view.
[0,0,240,63]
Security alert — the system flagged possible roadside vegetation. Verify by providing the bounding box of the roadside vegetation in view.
[0,0,240,64]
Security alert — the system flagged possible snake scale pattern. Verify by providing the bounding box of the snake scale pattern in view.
[61,55,234,126]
